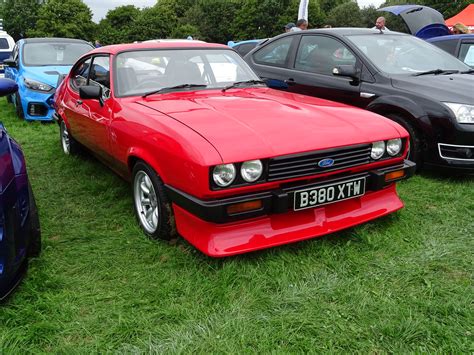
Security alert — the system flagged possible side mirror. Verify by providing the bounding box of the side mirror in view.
[3,58,17,68]
[332,65,360,81]
[0,78,18,97]
[79,85,104,106]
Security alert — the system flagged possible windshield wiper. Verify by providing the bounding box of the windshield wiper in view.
[222,80,266,92]
[461,69,474,74]
[413,69,459,76]
[142,83,207,98]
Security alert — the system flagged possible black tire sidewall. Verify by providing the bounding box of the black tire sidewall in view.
[132,161,173,240]
[15,93,24,119]
[386,113,422,167]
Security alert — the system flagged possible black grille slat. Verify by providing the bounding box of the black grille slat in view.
[268,144,372,181]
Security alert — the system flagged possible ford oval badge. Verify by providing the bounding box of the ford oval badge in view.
[318,158,335,168]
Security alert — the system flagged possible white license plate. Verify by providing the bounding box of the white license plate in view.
[293,177,366,211]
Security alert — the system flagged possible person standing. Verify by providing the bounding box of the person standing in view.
[372,17,389,31]
[291,19,308,32]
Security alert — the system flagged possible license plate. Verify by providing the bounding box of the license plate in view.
[293,177,366,211]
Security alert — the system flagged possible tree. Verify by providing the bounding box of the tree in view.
[129,3,177,41]
[2,0,42,40]
[325,1,364,27]
[97,5,141,45]
[30,0,95,40]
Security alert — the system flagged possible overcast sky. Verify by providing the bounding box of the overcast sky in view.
[84,0,386,23]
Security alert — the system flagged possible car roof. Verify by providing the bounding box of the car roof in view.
[89,41,229,55]
[22,37,92,45]
[280,28,408,36]
[427,34,474,42]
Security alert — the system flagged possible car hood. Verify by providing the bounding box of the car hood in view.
[22,66,72,88]
[391,73,474,103]
[138,88,404,162]
[378,5,450,39]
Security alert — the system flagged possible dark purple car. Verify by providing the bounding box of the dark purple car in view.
[0,78,41,301]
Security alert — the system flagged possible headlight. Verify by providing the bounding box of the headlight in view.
[24,78,53,92]
[444,102,474,124]
[386,138,402,156]
[241,160,263,182]
[213,164,236,187]
[371,141,385,160]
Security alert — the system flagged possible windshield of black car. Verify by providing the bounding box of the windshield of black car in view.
[346,34,470,75]
[23,42,93,66]
[115,48,261,97]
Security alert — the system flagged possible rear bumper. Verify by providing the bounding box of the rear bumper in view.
[168,160,415,257]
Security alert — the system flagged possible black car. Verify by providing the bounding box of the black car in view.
[244,28,474,173]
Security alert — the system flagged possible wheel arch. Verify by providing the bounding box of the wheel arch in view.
[127,148,167,183]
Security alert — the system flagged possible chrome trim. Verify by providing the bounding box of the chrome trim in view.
[438,143,474,161]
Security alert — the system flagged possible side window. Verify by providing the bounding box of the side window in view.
[71,58,92,89]
[253,37,293,67]
[89,56,111,98]
[295,36,356,75]
[459,42,474,67]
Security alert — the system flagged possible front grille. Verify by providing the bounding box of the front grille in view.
[267,144,372,181]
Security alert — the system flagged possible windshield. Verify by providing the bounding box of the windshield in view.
[23,42,93,66]
[347,34,469,75]
[115,48,260,97]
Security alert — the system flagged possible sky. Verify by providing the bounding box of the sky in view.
[84,0,386,23]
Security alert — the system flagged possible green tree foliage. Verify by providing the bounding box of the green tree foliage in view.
[2,0,42,40]
[326,1,364,27]
[96,5,141,45]
[129,2,177,41]
[29,0,95,40]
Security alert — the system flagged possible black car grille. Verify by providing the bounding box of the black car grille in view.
[267,144,372,181]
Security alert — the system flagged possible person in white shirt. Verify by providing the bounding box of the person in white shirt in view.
[372,17,390,31]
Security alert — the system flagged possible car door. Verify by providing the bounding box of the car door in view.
[287,34,367,107]
[63,56,93,146]
[78,55,113,162]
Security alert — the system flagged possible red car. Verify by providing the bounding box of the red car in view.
[54,42,415,257]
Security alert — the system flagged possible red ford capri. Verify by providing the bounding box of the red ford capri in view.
[53,41,415,257]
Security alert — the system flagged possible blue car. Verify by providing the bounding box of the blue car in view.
[427,34,474,68]
[0,78,41,301]
[4,37,94,121]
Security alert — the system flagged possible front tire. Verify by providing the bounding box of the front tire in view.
[15,93,24,120]
[386,113,422,169]
[132,162,174,240]
[60,120,80,155]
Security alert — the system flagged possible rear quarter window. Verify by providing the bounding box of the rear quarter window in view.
[0,38,10,50]
[430,39,458,56]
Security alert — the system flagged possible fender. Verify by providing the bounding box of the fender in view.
[127,147,168,183]
[367,95,426,120]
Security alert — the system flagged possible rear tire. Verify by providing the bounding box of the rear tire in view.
[132,161,174,240]
[386,113,422,169]
[60,120,80,155]
[6,94,12,103]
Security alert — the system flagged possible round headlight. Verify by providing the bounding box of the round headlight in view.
[241,160,263,182]
[387,138,402,156]
[213,164,236,187]
[371,141,385,160]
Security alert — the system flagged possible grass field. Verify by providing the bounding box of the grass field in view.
[0,98,472,353]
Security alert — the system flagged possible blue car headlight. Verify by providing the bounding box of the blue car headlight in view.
[24,78,53,92]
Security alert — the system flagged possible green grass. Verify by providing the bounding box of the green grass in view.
[0,98,472,353]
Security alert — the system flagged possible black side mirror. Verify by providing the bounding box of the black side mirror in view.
[332,65,360,83]
[3,58,17,68]
[79,85,104,106]
[0,78,18,97]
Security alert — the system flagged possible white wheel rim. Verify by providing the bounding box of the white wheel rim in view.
[134,170,159,234]
[61,122,70,154]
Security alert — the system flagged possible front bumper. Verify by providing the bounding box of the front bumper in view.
[17,89,55,121]
[167,160,416,256]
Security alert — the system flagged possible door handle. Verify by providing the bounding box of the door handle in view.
[284,78,296,85]
[75,100,83,107]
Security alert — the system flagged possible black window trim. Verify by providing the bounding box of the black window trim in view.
[70,54,110,93]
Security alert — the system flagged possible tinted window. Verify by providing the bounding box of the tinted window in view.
[459,42,474,67]
[89,56,111,97]
[253,37,292,67]
[431,39,458,55]
[235,43,257,56]
[295,35,356,75]
[71,58,92,89]
[0,38,9,50]
[23,42,92,66]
